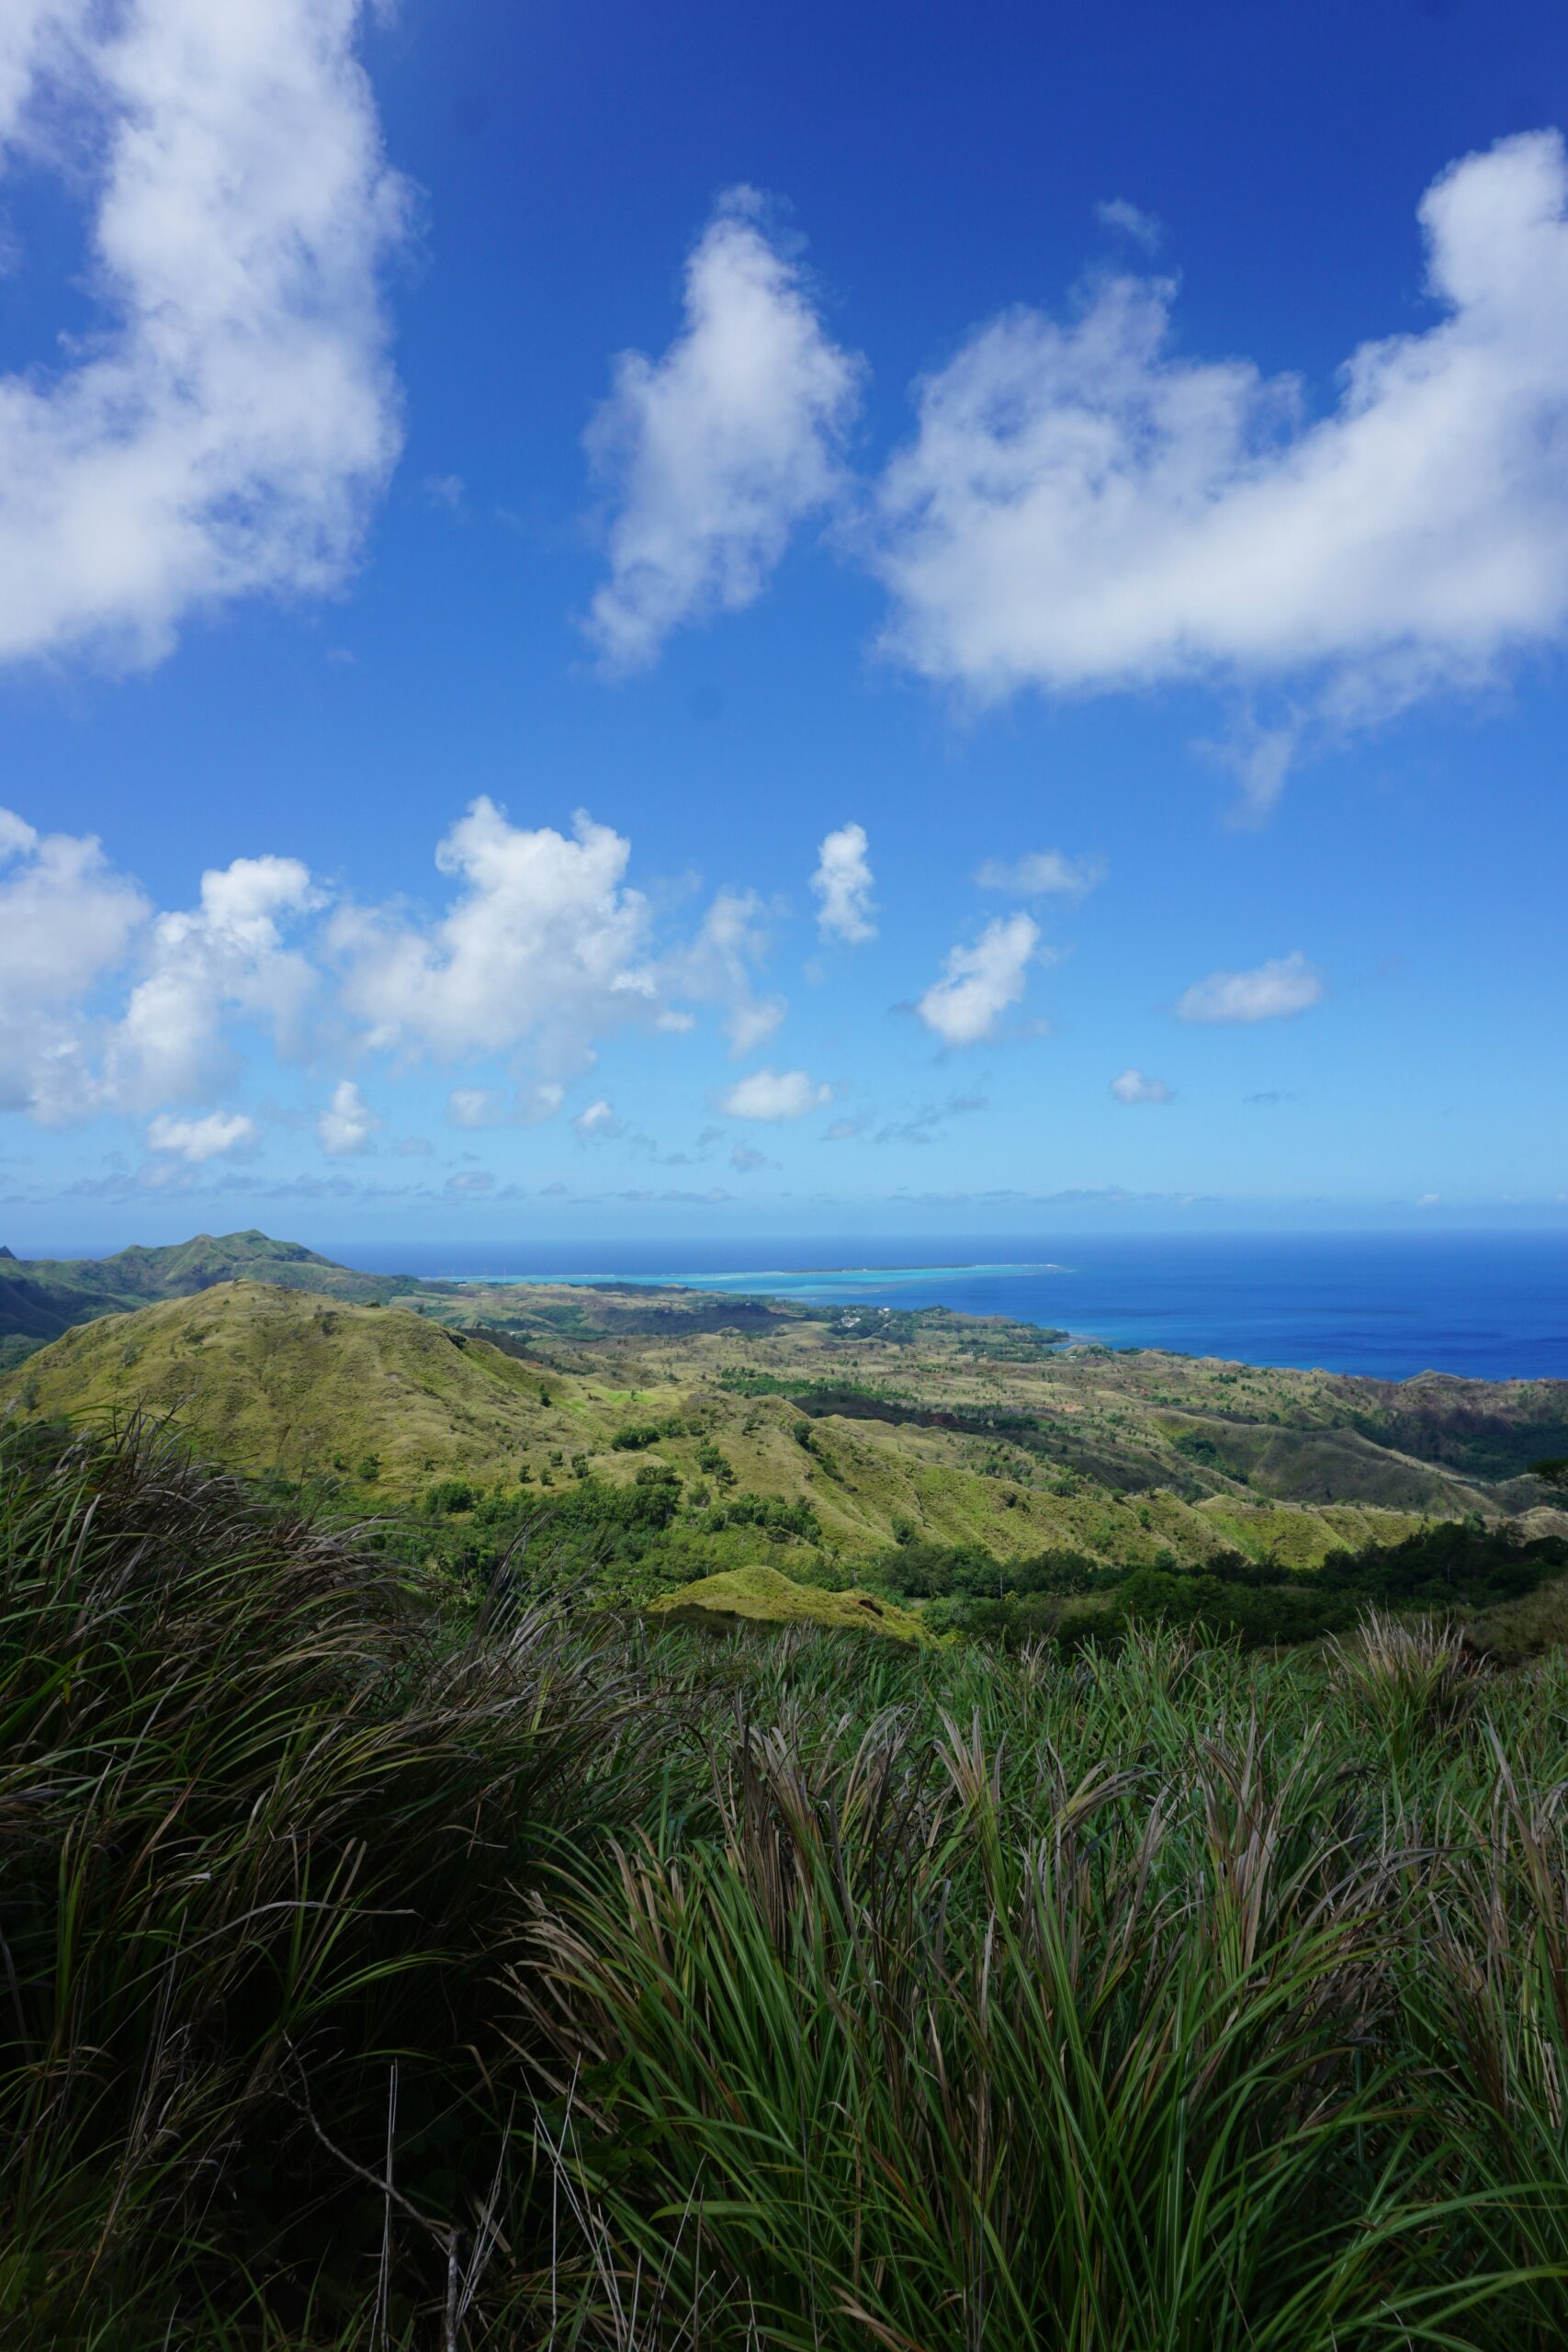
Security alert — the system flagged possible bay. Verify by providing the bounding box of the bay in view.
[332,1230,1568,1382]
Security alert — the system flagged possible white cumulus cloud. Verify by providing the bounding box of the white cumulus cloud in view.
[1110,1068,1173,1104]
[916,912,1039,1046]
[872,131,1568,749]
[811,820,876,943]
[719,1067,830,1121]
[584,190,863,669]
[146,1109,256,1162]
[318,1078,377,1156]
[0,797,845,1152]
[333,799,658,1078]
[0,0,407,669]
[1174,951,1325,1024]
[108,854,321,1110]
[0,808,149,1118]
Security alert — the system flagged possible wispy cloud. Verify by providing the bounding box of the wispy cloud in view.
[916,914,1039,1046]
[1110,1068,1173,1103]
[729,1140,778,1172]
[1174,951,1324,1024]
[665,888,785,1056]
[976,849,1105,899]
[874,1091,988,1145]
[1096,197,1165,251]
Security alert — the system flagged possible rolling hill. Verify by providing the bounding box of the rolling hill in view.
[0,1228,435,1357]
[6,1254,1566,1577]
[1,1283,560,1486]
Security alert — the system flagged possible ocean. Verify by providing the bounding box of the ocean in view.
[331,1231,1568,1384]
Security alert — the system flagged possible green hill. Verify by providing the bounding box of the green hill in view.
[0,1282,563,1487]
[0,1228,434,1352]
[0,1280,1438,1573]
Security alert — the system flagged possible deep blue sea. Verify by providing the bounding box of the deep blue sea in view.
[330,1233,1568,1384]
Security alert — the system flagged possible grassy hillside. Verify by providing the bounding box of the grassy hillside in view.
[7,1238,1567,1599]
[9,1227,1562,1532]
[0,1227,436,1351]
[648,1562,928,1639]
[12,1250,1568,1580]
[2,1281,1448,1572]
[0,1283,562,1484]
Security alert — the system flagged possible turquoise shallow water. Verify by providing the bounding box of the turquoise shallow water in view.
[334,1233,1568,1382]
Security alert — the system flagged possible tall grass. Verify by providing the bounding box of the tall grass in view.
[515,1625,1568,2350]
[0,1419,647,2346]
[6,1423,1568,2345]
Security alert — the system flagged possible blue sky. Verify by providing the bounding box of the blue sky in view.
[1,0,1565,1251]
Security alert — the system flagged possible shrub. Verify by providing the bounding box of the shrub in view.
[697,1491,820,1541]
[425,1476,478,1515]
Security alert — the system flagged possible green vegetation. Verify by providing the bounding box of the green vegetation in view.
[0,1282,559,1489]
[9,1244,1568,1649]
[0,1228,436,1351]
[609,1419,678,1449]
[10,1234,1567,1585]
[12,1238,1568,2340]
[10,1415,1568,2346]
[715,1366,902,1399]
[647,1560,928,1639]
[877,1522,1568,1650]
[0,1418,632,2348]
